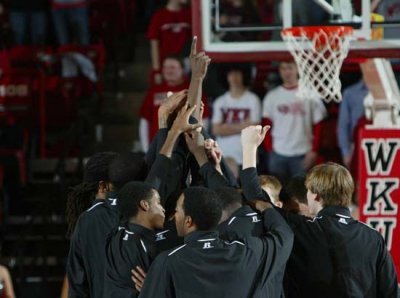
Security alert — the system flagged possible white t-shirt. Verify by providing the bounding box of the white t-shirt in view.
[262,86,326,156]
[212,90,261,164]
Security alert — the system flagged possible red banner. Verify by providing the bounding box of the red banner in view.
[358,127,400,282]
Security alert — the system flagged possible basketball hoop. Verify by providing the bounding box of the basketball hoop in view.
[281,26,353,102]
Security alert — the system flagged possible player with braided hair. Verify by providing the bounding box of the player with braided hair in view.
[66,151,119,298]
[65,151,118,237]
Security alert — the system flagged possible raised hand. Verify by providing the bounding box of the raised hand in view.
[204,139,223,173]
[241,125,270,170]
[205,139,222,166]
[158,90,188,128]
[241,125,271,149]
[190,36,211,81]
[184,130,205,154]
[170,101,202,134]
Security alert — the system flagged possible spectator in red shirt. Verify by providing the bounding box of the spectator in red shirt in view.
[147,0,192,84]
[139,55,209,152]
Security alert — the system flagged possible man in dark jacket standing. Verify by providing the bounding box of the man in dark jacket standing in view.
[104,182,165,298]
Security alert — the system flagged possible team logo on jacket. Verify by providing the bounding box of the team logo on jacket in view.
[202,242,214,249]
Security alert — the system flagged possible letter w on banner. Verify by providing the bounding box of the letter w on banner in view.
[358,128,400,284]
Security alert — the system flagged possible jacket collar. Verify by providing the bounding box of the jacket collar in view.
[91,198,106,206]
[106,191,118,206]
[184,230,219,244]
[317,205,352,218]
[231,205,257,217]
[126,223,156,242]
[220,205,258,226]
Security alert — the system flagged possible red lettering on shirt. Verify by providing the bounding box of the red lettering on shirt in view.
[277,102,305,115]
[222,108,250,124]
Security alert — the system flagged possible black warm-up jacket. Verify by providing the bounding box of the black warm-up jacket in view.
[67,153,175,298]
[240,167,399,298]
[139,208,293,298]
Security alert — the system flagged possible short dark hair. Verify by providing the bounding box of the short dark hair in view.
[285,175,307,205]
[118,181,156,222]
[214,187,243,210]
[183,187,222,231]
[83,152,118,183]
[109,152,148,190]
[219,63,252,88]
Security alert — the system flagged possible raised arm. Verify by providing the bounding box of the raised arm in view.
[145,102,201,202]
[187,36,211,120]
[239,126,307,227]
[150,40,162,84]
[160,101,201,158]
[145,90,187,167]
[185,131,230,189]
[240,125,271,201]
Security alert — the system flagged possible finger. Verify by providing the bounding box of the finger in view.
[135,285,141,292]
[199,103,204,123]
[262,125,270,134]
[172,92,187,103]
[184,133,192,144]
[189,123,202,131]
[195,52,206,58]
[170,89,187,100]
[183,104,197,118]
[177,101,189,116]
[131,269,144,283]
[176,89,188,95]
[190,36,197,56]
[204,139,212,149]
[132,275,142,288]
[131,270,140,279]
[185,132,194,143]
[260,125,270,140]
[136,266,147,278]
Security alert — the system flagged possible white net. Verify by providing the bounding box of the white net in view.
[281,27,353,102]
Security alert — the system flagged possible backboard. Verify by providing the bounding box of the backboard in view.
[192,0,400,62]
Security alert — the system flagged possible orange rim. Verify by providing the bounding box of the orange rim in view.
[282,26,354,39]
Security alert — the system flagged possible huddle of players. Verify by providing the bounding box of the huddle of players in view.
[66,39,398,298]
